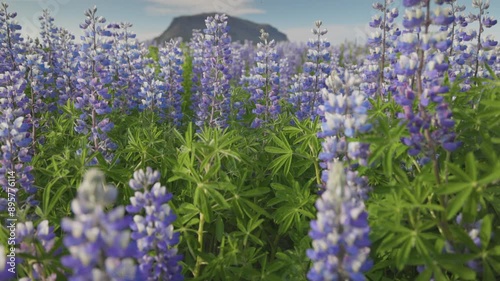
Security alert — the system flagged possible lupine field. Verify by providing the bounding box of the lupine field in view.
[0,0,500,280]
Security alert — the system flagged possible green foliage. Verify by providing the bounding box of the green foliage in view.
[365,77,500,281]
[6,41,500,281]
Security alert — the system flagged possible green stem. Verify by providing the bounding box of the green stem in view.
[269,233,280,263]
[193,212,205,277]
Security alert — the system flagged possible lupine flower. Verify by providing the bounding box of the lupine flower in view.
[74,6,117,164]
[307,161,372,281]
[0,71,37,207]
[393,0,461,164]
[52,27,79,106]
[61,168,139,281]
[467,0,497,78]
[23,53,53,150]
[318,72,372,170]
[431,6,455,26]
[138,66,165,112]
[364,0,400,97]
[243,29,281,128]
[0,3,25,72]
[16,220,59,280]
[158,39,184,126]
[136,38,184,126]
[289,21,331,121]
[126,167,183,281]
[403,8,425,29]
[192,14,233,129]
[229,41,245,83]
[189,29,205,111]
[107,22,149,112]
[403,0,421,8]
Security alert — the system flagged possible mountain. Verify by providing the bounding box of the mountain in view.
[152,13,288,45]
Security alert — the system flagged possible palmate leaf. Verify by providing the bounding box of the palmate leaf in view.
[230,187,272,219]
[479,214,493,249]
[265,133,293,176]
[269,178,315,235]
[446,186,474,220]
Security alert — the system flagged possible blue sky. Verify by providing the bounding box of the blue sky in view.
[4,0,500,44]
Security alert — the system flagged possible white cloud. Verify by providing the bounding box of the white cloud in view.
[283,23,371,44]
[144,0,265,16]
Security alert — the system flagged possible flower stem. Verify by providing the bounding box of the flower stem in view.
[193,212,205,277]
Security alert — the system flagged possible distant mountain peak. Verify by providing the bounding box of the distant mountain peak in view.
[153,12,288,45]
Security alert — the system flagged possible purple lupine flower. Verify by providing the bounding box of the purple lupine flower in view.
[61,168,139,281]
[0,3,25,72]
[468,0,497,78]
[52,27,79,106]
[107,22,149,112]
[138,66,165,112]
[289,21,331,121]
[192,14,233,129]
[0,5,36,208]
[307,161,372,281]
[402,8,425,29]
[0,70,37,207]
[393,0,461,163]
[29,9,59,114]
[74,6,117,164]
[15,220,59,280]
[318,71,372,167]
[23,52,53,150]
[243,29,281,128]
[364,0,400,98]
[431,6,455,26]
[277,57,293,100]
[126,167,183,281]
[158,39,184,126]
[482,16,497,28]
[229,41,245,83]
[403,0,421,8]
[482,35,498,48]
[189,29,205,113]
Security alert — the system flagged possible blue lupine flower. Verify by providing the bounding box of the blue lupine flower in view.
[126,167,183,281]
[403,8,425,29]
[392,0,461,162]
[482,16,497,28]
[307,161,372,281]
[431,6,455,26]
[0,3,25,72]
[0,70,37,207]
[61,168,139,281]
[243,29,281,128]
[74,6,117,164]
[403,0,421,8]
[289,21,331,121]
[107,22,149,112]
[16,220,59,280]
[158,39,184,126]
[192,14,233,129]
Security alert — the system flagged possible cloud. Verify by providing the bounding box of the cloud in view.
[144,0,266,16]
[283,23,371,44]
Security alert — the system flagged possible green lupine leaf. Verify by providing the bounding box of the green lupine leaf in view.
[446,187,474,220]
[465,152,477,181]
[437,182,471,195]
[479,214,493,249]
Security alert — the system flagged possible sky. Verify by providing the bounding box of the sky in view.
[3,0,500,44]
